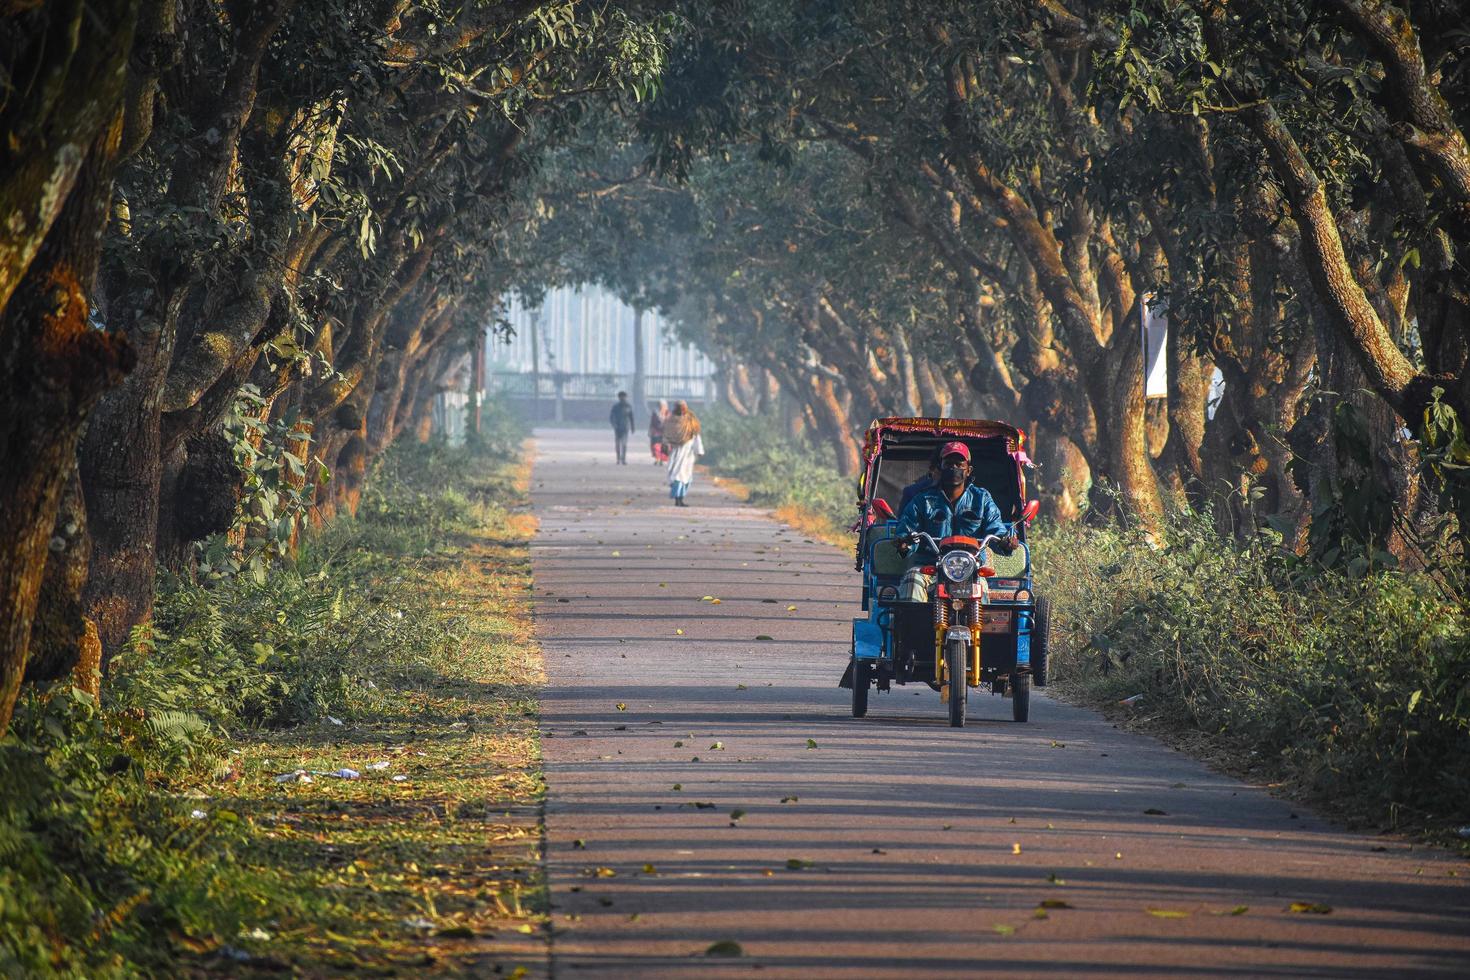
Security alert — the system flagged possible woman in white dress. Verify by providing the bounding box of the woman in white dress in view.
[663,401,704,507]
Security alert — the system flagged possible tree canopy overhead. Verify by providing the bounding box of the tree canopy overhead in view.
[1,0,1467,732]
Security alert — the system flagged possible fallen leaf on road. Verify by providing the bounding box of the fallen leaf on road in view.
[710,742,723,750]
[675,629,684,635]
[1012,843,1022,854]
[616,703,627,711]
[806,739,818,749]
[871,848,886,854]
[1046,872,1066,885]
[694,801,716,809]
[780,795,799,803]
[674,741,684,747]
[642,864,658,874]
[611,551,621,557]
[755,635,774,641]
[1038,900,1073,909]
[1143,808,1168,815]
[701,595,714,601]
[1146,909,1189,918]
[585,867,616,878]
[710,599,721,604]
[1222,905,1249,916]
[736,684,747,690]
[573,839,586,849]
[786,605,797,611]
[672,783,682,791]
[785,858,813,870]
[705,940,744,957]
[1287,902,1332,914]
[1033,909,1049,920]
[992,924,1015,936]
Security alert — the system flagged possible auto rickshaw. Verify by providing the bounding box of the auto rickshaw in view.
[841,417,1049,726]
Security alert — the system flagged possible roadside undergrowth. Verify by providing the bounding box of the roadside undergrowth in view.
[699,407,854,546]
[699,410,1470,839]
[1034,515,1470,837]
[1,433,546,976]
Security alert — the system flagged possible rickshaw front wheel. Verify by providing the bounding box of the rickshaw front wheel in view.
[1011,671,1031,723]
[946,638,967,728]
[851,660,870,718]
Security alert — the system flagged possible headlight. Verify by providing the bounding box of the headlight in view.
[939,551,976,582]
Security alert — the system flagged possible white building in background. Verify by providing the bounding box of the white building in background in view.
[490,286,714,407]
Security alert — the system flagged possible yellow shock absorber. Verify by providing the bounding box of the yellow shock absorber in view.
[933,595,948,685]
[969,595,983,686]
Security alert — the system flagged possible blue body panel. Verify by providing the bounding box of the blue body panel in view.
[852,619,884,661]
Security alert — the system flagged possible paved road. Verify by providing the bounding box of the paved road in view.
[531,428,1468,978]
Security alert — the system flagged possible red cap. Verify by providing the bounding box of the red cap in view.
[939,440,971,462]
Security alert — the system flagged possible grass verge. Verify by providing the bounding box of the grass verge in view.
[699,408,854,550]
[2,435,547,976]
[697,409,1470,839]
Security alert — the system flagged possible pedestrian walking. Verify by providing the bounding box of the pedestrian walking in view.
[648,399,669,464]
[609,391,636,464]
[664,401,703,506]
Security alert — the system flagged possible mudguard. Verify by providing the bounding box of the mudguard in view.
[852,619,883,661]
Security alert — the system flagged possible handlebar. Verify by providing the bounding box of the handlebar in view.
[902,516,1027,557]
[900,531,941,556]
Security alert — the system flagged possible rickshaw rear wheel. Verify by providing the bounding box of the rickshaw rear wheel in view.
[946,638,967,728]
[851,660,870,717]
[1011,671,1031,722]
[1032,596,1052,687]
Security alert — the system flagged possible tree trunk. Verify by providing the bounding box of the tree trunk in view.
[79,285,183,661]
[0,121,134,730]
[632,307,647,419]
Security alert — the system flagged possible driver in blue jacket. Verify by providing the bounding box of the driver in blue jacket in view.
[896,441,1015,601]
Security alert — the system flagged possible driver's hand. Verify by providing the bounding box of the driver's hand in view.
[995,534,1019,556]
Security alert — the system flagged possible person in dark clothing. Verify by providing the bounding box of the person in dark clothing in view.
[896,442,1016,601]
[899,447,943,513]
[610,391,636,464]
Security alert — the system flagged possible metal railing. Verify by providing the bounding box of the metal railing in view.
[488,371,714,401]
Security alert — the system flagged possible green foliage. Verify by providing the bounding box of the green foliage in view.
[1298,396,1398,576]
[0,687,257,977]
[1421,387,1470,535]
[203,385,327,582]
[699,407,855,532]
[0,439,521,973]
[1036,514,1470,827]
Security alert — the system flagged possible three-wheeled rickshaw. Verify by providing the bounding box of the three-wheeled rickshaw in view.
[843,417,1049,726]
